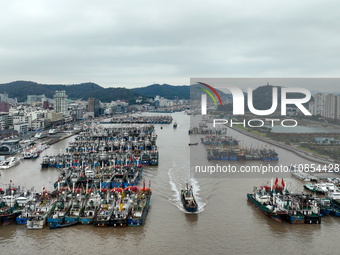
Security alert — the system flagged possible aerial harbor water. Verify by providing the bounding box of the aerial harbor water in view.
[1,112,340,255]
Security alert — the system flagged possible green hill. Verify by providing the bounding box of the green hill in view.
[132,84,190,99]
[0,81,140,102]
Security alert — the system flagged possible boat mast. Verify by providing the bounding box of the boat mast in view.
[270,178,273,192]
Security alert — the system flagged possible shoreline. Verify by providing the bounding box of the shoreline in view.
[9,131,80,159]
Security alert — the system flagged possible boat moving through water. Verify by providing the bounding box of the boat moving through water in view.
[181,184,198,213]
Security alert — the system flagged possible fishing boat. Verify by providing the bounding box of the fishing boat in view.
[289,194,321,224]
[111,169,127,188]
[128,183,152,226]
[17,199,36,224]
[0,183,28,226]
[0,200,23,226]
[181,184,198,213]
[26,192,57,229]
[109,191,132,227]
[0,157,20,169]
[247,186,286,223]
[47,193,72,226]
[286,210,305,224]
[54,168,72,188]
[149,150,159,166]
[49,156,56,167]
[291,171,310,181]
[265,180,304,224]
[41,156,50,168]
[304,183,328,194]
[319,198,333,216]
[15,189,35,224]
[173,122,177,128]
[124,167,143,187]
[327,191,340,210]
[290,166,318,182]
[64,193,87,223]
[141,151,150,165]
[188,142,199,146]
[79,192,101,224]
[101,170,114,189]
[93,190,114,227]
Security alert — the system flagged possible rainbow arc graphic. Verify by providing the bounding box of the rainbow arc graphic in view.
[198,82,223,115]
[198,82,223,106]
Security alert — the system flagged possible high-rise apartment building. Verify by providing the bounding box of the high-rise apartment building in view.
[87,97,101,117]
[53,90,68,116]
[325,94,337,119]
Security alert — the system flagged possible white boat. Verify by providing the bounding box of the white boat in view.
[315,183,328,193]
[0,157,20,169]
[23,151,40,159]
[325,183,335,192]
[327,191,340,199]
[290,170,311,181]
[34,132,47,139]
[290,166,318,182]
[48,129,58,134]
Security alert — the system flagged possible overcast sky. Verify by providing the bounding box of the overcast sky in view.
[1,0,340,90]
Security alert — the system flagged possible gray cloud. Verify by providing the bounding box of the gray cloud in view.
[1,0,340,91]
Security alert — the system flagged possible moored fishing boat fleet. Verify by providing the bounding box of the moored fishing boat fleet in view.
[202,134,279,161]
[41,126,159,169]
[0,125,156,229]
[107,115,173,124]
[0,180,152,228]
[248,177,340,224]
[191,126,279,161]
[207,146,279,161]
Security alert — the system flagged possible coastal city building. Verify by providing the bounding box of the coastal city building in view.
[0,92,17,105]
[53,90,68,116]
[325,94,337,119]
[0,101,11,112]
[311,93,326,116]
[309,92,340,120]
[87,98,101,117]
[27,94,47,105]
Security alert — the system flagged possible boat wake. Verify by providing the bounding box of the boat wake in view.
[168,162,206,213]
[190,177,206,213]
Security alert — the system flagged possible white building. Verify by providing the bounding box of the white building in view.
[53,90,68,116]
[14,123,28,134]
[13,115,28,125]
[31,119,45,131]
[313,93,326,116]
[336,96,340,119]
[325,94,337,119]
[159,98,168,107]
